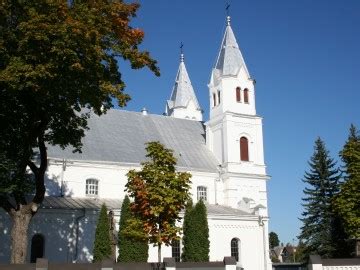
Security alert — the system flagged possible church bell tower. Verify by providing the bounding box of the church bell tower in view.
[205,16,268,208]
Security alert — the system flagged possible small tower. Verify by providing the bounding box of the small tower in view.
[165,52,202,121]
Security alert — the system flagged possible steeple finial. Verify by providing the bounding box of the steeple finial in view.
[225,3,231,25]
[180,42,184,62]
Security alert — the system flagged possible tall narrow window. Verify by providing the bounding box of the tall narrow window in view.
[213,93,217,107]
[86,178,99,196]
[244,88,249,103]
[231,238,240,262]
[218,90,221,104]
[197,186,207,201]
[236,87,241,102]
[240,137,249,161]
[172,239,181,262]
[30,234,45,263]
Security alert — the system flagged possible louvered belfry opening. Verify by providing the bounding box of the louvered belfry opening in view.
[236,87,241,102]
[240,137,249,161]
[244,88,249,103]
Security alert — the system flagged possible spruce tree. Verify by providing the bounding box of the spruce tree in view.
[299,138,343,258]
[333,124,360,239]
[118,195,148,262]
[93,204,112,262]
[182,200,209,262]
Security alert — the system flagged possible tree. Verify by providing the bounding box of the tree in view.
[93,204,112,262]
[269,232,280,249]
[299,138,345,258]
[118,195,148,262]
[182,200,210,262]
[333,124,360,239]
[0,0,159,263]
[125,141,191,262]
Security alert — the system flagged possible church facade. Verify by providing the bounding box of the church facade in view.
[0,16,271,270]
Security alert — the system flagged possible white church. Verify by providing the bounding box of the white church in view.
[0,16,271,270]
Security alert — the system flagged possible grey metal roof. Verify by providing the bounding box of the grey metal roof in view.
[47,109,219,172]
[40,196,121,210]
[214,17,249,78]
[39,197,251,217]
[167,55,201,111]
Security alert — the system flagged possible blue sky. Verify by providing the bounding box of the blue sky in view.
[117,0,360,244]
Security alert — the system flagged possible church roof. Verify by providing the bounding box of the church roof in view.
[47,109,218,172]
[38,197,251,216]
[167,54,201,111]
[214,16,249,78]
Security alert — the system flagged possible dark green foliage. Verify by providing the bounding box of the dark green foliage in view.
[299,138,349,258]
[182,200,209,262]
[93,204,112,262]
[333,124,360,239]
[117,195,148,262]
[269,231,280,249]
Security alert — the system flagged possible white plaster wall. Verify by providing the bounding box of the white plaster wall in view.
[46,161,140,199]
[171,100,202,121]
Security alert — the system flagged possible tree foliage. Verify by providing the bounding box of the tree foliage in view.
[0,0,159,263]
[118,195,148,262]
[125,141,191,262]
[299,137,348,258]
[269,231,280,249]
[333,124,360,239]
[93,204,112,262]
[182,200,210,262]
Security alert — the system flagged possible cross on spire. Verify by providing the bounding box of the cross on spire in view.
[180,42,184,62]
[225,3,230,16]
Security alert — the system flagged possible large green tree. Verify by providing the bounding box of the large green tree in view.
[0,0,159,263]
[299,138,347,258]
[93,204,112,262]
[333,124,360,239]
[125,141,192,262]
[269,231,280,249]
[182,199,210,262]
[117,195,148,262]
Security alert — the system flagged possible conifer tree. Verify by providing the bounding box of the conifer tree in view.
[93,204,112,262]
[299,138,344,258]
[333,124,360,239]
[182,200,209,262]
[118,195,148,262]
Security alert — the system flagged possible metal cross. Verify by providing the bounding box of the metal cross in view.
[225,3,230,16]
[180,42,184,54]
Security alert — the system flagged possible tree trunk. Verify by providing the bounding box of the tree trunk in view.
[158,244,161,263]
[10,204,34,264]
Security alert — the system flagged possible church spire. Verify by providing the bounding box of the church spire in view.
[214,16,250,78]
[165,49,202,121]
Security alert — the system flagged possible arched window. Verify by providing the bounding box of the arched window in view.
[231,238,240,262]
[244,88,249,103]
[86,178,99,196]
[213,93,216,107]
[218,90,221,104]
[197,186,207,201]
[240,137,249,161]
[172,239,181,262]
[236,87,241,102]
[30,234,45,263]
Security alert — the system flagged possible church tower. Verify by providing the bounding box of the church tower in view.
[165,53,203,121]
[206,16,268,210]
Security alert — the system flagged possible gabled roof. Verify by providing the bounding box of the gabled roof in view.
[167,54,201,111]
[214,16,250,78]
[47,109,219,172]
